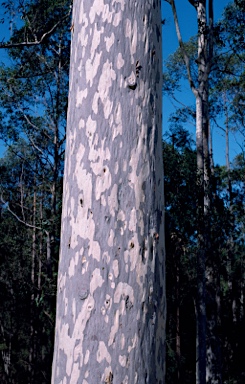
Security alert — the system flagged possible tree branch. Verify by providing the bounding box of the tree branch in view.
[208,0,214,69]
[188,0,197,8]
[166,0,198,97]
[0,193,43,231]
[0,9,71,49]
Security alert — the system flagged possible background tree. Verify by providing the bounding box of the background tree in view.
[0,0,71,382]
[164,1,216,382]
[163,126,245,384]
[163,127,197,384]
[163,1,245,383]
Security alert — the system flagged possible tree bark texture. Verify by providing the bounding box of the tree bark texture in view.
[52,1,165,383]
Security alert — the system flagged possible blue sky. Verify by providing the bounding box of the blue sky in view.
[0,1,243,165]
[161,0,243,166]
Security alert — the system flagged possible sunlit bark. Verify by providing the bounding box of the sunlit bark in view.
[52,1,165,383]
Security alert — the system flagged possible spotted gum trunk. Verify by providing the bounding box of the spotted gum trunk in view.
[52,0,165,383]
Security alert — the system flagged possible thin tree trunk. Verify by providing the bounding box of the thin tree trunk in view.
[38,196,43,294]
[196,90,206,384]
[223,91,236,323]
[162,5,210,379]
[29,186,36,383]
[49,34,63,281]
[209,121,214,175]
[176,250,181,383]
[0,320,12,381]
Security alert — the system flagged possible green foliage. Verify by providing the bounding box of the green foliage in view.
[163,36,198,95]
[164,127,245,383]
[163,1,245,143]
[0,0,71,382]
[163,12,245,382]
[164,128,197,384]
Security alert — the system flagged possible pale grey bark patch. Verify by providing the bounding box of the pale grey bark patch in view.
[52,0,165,383]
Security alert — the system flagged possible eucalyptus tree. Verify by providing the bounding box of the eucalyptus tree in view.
[0,0,73,282]
[163,1,219,383]
[216,0,245,141]
[52,1,165,383]
[0,143,60,383]
[0,0,72,382]
[163,127,197,384]
[163,127,245,383]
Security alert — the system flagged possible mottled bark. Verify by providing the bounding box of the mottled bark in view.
[52,1,165,383]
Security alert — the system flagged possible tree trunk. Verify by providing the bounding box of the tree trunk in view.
[196,89,207,384]
[52,1,165,383]
[176,253,181,384]
[29,185,37,383]
[195,2,215,382]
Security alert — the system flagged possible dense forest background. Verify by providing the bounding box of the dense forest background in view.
[0,0,244,383]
